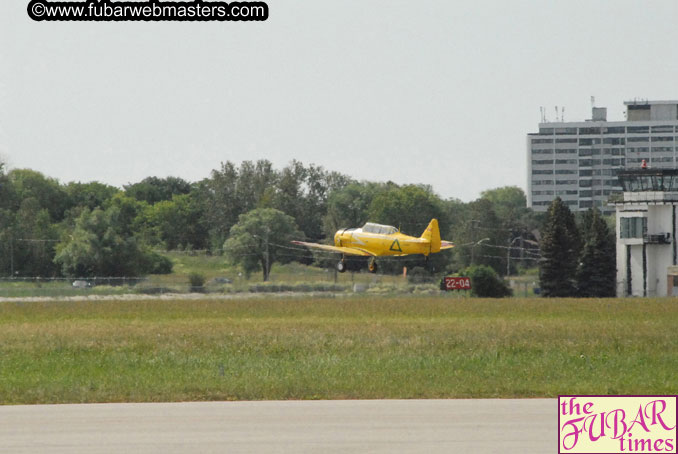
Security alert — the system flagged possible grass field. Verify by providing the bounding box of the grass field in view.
[1,296,676,404]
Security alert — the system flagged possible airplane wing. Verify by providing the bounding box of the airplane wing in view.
[440,240,455,250]
[291,241,376,256]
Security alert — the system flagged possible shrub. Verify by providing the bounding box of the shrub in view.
[460,265,512,298]
[148,253,173,274]
[188,272,206,292]
[408,266,432,284]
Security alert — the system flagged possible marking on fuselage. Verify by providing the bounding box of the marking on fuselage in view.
[351,234,367,245]
[390,239,402,252]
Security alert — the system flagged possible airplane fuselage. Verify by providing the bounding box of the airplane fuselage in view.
[334,228,432,257]
[292,219,452,273]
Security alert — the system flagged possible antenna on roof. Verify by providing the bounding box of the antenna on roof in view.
[591,96,595,109]
[561,107,565,122]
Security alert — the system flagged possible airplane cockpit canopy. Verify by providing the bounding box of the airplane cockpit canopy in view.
[361,223,398,235]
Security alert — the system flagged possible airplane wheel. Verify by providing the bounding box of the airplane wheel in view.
[368,260,378,274]
[336,260,347,273]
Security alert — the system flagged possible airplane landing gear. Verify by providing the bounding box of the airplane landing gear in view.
[336,259,347,273]
[368,258,378,274]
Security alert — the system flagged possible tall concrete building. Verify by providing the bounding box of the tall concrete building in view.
[527,100,678,214]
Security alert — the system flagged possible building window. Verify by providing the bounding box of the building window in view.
[579,138,602,145]
[628,126,650,134]
[531,138,554,144]
[532,179,553,185]
[628,137,650,143]
[603,137,625,145]
[627,147,650,153]
[532,170,553,175]
[620,217,647,239]
[579,127,601,135]
[556,138,577,143]
[604,127,626,134]
[651,125,674,133]
[555,128,577,135]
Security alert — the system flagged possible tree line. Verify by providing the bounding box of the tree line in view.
[0,159,616,295]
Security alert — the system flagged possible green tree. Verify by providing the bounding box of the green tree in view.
[366,183,451,273]
[12,198,60,276]
[449,198,506,274]
[271,160,352,242]
[104,193,149,238]
[201,160,350,253]
[124,176,191,204]
[223,208,303,281]
[234,160,278,213]
[54,206,167,277]
[480,186,543,275]
[0,161,17,211]
[539,197,580,297]
[368,184,447,236]
[7,169,68,221]
[576,208,616,297]
[323,182,380,238]
[480,186,528,221]
[65,181,120,211]
[145,193,208,250]
[202,162,242,251]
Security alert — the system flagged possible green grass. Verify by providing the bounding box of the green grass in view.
[1,296,677,404]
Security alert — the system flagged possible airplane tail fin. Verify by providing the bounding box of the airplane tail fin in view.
[420,219,441,254]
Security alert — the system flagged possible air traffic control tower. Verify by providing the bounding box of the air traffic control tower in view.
[612,168,678,296]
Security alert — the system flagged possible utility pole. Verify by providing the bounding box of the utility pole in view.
[264,227,270,282]
[9,236,14,277]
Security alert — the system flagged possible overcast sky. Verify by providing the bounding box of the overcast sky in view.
[2,0,678,201]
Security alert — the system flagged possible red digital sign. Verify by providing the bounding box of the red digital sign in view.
[443,276,472,290]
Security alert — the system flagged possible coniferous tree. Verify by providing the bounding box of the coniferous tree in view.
[576,208,616,297]
[539,197,580,297]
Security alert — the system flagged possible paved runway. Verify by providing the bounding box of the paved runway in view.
[0,399,556,453]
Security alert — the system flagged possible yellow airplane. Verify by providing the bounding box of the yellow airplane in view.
[293,218,454,273]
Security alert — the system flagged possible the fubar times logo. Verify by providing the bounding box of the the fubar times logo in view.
[559,396,677,453]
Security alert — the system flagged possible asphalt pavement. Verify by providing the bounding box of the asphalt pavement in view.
[0,399,556,453]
